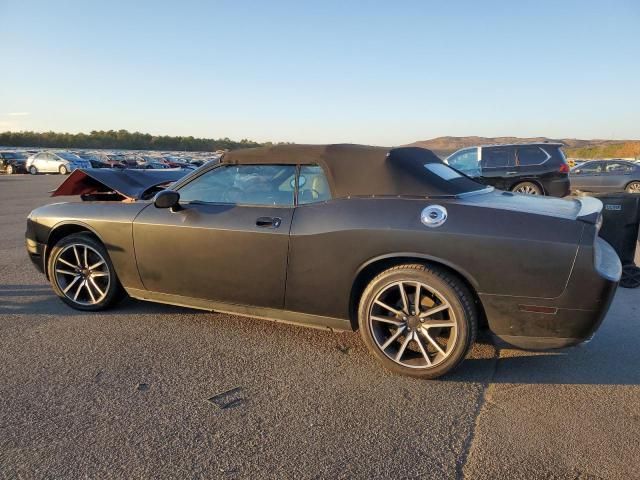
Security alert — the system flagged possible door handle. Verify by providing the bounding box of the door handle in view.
[256,216,282,228]
[506,171,518,175]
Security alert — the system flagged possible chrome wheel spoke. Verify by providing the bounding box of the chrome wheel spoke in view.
[72,245,81,266]
[88,259,105,270]
[419,303,450,319]
[58,257,77,269]
[420,328,446,356]
[371,315,404,326]
[85,281,96,303]
[73,280,84,300]
[414,333,433,366]
[398,282,410,314]
[62,275,81,294]
[422,319,456,329]
[381,326,406,350]
[395,333,412,362]
[55,268,77,276]
[374,300,403,316]
[414,283,421,313]
[91,271,109,278]
[83,246,88,268]
[89,277,105,298]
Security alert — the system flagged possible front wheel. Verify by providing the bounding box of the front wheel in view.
[512,181,543,195]
[358,264,477,379]
[47,233,125,311]
[626,181,640,194]
[59,164,68,175]
[29,165,37,175]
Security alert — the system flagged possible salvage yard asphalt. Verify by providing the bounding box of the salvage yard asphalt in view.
[1,175,639,479]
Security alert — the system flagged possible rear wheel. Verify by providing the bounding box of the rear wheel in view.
[512,181,543,195]
[29,165,37,175]
[47,233,124,311]
[358,264,477,379]
[59,164,68,175]
[6,164,14,175]
[625,181,640,194]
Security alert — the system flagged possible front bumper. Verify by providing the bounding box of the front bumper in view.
[26,237,46,274]
[481,237,621,350]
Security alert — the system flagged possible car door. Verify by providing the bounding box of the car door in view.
[35,153,50,172]
[479,147,516,190]
[599,162,633,192]
[133,164,296,309]
[570,161,603,192]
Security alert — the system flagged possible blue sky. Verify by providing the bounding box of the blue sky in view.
[1,0,638,145]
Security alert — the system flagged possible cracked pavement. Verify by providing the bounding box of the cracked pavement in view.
[1,175,638,479]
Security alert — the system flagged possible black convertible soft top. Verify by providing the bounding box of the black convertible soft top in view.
[222,144,485,198]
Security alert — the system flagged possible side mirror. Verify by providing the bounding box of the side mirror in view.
[573,169,581,175]
[154,190,181,210]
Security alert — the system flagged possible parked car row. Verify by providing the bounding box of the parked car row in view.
[0,148,222,175]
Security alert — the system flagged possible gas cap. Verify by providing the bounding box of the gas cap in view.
[421,205,447,228]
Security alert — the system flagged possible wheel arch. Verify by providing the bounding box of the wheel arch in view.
[44,221,105,278]
[348,253,486,331]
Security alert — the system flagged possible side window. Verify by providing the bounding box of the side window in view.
[578,162,602,174]
[447,149,480,176]
[298,165,331,204]
[604,162,632,173]
[178,165,296,206]
[517,146,548,166]
[482,148,515,169]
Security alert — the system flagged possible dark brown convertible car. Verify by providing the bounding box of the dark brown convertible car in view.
[25,144,621,378]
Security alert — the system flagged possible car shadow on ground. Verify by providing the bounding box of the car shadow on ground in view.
[2,283,639,387]
[0,284,204,316]
[446,336,640,386]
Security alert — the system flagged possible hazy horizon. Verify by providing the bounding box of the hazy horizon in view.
[2,0,639,144]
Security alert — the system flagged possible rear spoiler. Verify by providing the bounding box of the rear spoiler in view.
[51,168,189,201]
[576,196,603,224]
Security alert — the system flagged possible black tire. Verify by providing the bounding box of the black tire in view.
[59,164,68,175]
[625,181,640,194]
[358,264,477,379]
[29,165,37,175]
[47,233,125,311]
[512,181,543,195]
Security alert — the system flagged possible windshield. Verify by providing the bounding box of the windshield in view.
[56,152,84,161]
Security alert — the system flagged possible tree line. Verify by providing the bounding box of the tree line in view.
[0,130,268,152]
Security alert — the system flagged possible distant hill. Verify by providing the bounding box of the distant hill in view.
[409,136,639,159]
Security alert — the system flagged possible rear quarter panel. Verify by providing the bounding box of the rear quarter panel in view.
[285,197,584,320]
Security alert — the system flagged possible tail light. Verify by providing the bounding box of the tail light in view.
[559,163,570,174]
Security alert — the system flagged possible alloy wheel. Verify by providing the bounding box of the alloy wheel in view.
[627,182,640,194]
[6,165,14,175]
[514,183,540,195]
[54,243,111,306]
[29,166,37,175]
[368,281,457,369]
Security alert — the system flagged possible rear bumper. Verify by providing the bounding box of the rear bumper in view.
[481,237,620,350]
[545,176,571,198]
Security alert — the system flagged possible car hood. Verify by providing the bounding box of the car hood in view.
[51,168,189,201]
[457,190,602,224]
